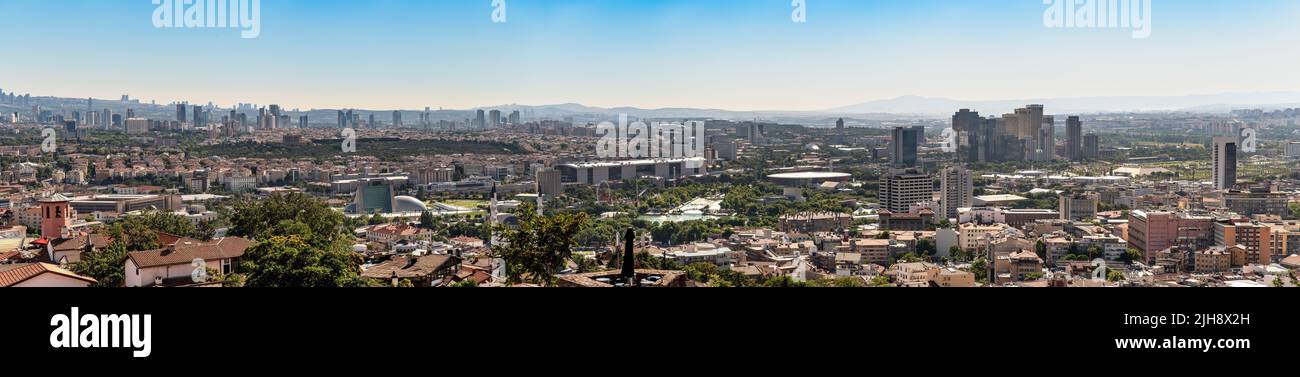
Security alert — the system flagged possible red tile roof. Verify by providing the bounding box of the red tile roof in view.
[0,263,96,287]
[126,237,253,269]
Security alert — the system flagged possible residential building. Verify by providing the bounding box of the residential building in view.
[879,168,932,213]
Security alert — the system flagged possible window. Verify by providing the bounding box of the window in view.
[222,259,232,275]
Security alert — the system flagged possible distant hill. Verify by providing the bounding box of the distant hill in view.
[826,92,1300,116]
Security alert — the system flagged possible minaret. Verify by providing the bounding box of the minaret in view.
[488,183,499,248]
[536,194,544,217]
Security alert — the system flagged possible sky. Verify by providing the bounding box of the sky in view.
[0,0,1298,111]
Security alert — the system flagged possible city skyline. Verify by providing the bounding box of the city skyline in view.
[1,0,1298,111]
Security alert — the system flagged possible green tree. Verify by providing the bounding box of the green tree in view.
[762,276,808,287]
[107,220,160,252]
[867,275,892,287]
[239,235,366,287]
[809,277,866,287]
[895,252,927,264]
[71,241,130,287]
[449,279,478,287]
[572,254,600,273]
[917,239,937,257]
[128,210,197,238]
[967,257,989,284]
[684,262,719,282]
[949,246,966,262]
[496,203,589,286]
[227,193,347,246]
[1107,270,1125,282]
[419,211,436,230]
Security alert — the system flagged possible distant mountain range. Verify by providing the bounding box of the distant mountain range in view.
[482,92,1300,121]
[825,92,1300,116]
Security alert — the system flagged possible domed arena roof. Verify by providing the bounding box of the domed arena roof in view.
[394,196,429,213]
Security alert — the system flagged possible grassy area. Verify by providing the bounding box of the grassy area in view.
[441,200,487,210]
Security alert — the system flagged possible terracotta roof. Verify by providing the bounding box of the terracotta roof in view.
[126,237,253,269]
[0,263,96,287]
[50,234,112,253]
[361,255,458,280]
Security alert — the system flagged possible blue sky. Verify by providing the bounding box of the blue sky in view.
[0,0,1297,111]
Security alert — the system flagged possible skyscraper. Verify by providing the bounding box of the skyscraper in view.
[1213,137,1238,190]
[879,168,933,213]
[177,104,187,123]
[1066,116,1083,161]
[940,166,973,220]
[890,126,921,168]
[952,109,980,133]
[392,111,402,127]
[475,110,486,128]
[489,110,502,128]
[1036,115,1055,161]
[836,117,845,130]
[1083,133,1099,159]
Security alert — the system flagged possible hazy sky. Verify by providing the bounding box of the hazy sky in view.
[1,0,1297,111]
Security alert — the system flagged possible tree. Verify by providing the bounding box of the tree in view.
[895,252,927,264]
[107,220,160,252]
[762,276,808,287]
[572,254,600,273]
[71,241,129,287]
[867,275,892,287]
[949,246,966,262]
[684,262,719,282]
[419,211,436,230]
[127,210,197,238]
[809,276,866,288]
[227,193,347,246]
[917,239,937,257]
[239,235,366,287]
[1107,270,1125,282]
[496,203,589,286]
[449,279,478,287]
[967,257,989,284]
